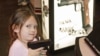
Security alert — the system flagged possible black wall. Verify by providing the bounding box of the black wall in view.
[0,0,18,56]
[93,0,100,25]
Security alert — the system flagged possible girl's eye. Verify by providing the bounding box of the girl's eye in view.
[26,25,38,29]
[26,25,31,28]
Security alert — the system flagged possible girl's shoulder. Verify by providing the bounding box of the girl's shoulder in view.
[9,39,28,56]
[11,39,23,48]
[9,39,27,52]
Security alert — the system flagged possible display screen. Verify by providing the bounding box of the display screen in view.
[54,0,84,50]
[53,0,94,50]
[41,0,94,51]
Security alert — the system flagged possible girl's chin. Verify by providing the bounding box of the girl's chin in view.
[27,38,34,42]
[27,37,37,42]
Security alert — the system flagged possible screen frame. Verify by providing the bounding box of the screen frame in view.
[49,0,95,53]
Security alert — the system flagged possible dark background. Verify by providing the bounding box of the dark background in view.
[0,0,18,56]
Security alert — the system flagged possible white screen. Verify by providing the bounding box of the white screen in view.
[54,0,94,50]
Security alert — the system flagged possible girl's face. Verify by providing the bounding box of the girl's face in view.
[14,16,38,43]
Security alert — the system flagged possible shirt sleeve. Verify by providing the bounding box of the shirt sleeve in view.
[8,40,28,56]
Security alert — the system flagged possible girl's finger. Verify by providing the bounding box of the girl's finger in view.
[35,47,44,51]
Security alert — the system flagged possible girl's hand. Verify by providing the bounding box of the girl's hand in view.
[40,49,47,56]
[28,47,47,56]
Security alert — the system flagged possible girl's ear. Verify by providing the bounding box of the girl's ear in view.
[12,24,20,33]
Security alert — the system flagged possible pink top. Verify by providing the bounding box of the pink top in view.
[8,38,37,56]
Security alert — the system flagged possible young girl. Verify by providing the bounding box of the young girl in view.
[8,6,47,56]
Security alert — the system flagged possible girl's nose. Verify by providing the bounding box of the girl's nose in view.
[30,28,35,31]
[30,26,37,32]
